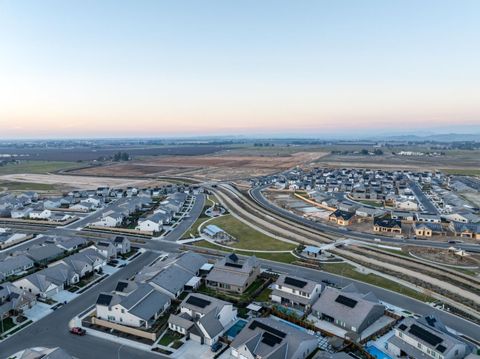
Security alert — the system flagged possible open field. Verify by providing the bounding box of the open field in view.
[0,181,56,191]
[0,161,82,175]
[0,145,227,161]
[194,240,297,263]
[205,214,297,251]
[0,173,162,190]
[317,150,480,172]
[69,151,328,180]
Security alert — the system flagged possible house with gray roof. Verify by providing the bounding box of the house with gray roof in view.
[312,284,385,339]
[149,265,196,298]
[0,254,34,280]
[271,274,322,310]
[61,248,106,276]
[0,281,36,318]
[96,282,170,329]
[45,236,87,252]
[25,244,64,265]
[206,253,260,294]
[41,263,79,287]
[168,293,237,346]
[386,316,472,359]
[12,346,74,359]
[13,272,62,298]
[230,317,318,359]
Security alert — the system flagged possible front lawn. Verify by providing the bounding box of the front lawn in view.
[159,329,184,346]
[0,317,15,334]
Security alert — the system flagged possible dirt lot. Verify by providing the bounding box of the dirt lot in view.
[0,173,162,190]
[406,245,480,267]
[70,152,328,180]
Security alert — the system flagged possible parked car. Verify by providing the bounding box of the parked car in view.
[70,327,86,336]
[211,341,222,352]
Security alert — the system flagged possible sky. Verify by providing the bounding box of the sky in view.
[0,0,479,139]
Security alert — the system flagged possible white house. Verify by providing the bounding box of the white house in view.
[29,209,52,220]
[14,273,61,298]
[271,274,322,309]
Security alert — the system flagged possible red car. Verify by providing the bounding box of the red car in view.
[70,327,86,336]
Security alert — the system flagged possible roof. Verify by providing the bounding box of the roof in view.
[150,265,194,295]
[173,251,207,275]
[0,255,34,275]
[275,274,319,295]
[312,284,385,331]
[203,224,225,236]
[374,218,402,229]
[303,246,321,254]
[206,254,259,287]
[330,209,354,220]
[230,317,317,359]
[120,283,170,321]
[26,244,64,262]
[391,316,470,357]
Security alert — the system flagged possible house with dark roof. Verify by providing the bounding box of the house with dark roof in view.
[0,255,34,281]
[95,283,170,329]
[386,316,472,359]
[206,253,260,294]
[94,241,117,259]
[449,222,480,240]
[329,210,355,226]
[230,317,318,359]
[270,274,322,310]
[0,282,36,318]
[168,293,237,346]
[413,222,445,238]
[311,284,385,339]
[113,236,131,255]
[373,218,402,234]
[25,244,64,265]
[13,272,62,298]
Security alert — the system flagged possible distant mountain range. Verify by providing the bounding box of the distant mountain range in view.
[367,133,480,142]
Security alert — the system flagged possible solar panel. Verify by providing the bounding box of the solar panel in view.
[409,324,443,346]
[436,344,447,353]
[96,293,113,306]
[248,320,286,338]
[335,295,358,308]
[284,276,307,288]
[186,296,211,308]
[261,332,282,347]
[398,324,407,331]
[115,281,129,292]
[225,262,243,269]
[228,253,239,262]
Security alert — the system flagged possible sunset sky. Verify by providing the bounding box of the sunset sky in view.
[0,0,479,138]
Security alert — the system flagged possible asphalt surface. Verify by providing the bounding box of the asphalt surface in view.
[409,181,439,214]
[0,195,205,359]
[249,185,480,253]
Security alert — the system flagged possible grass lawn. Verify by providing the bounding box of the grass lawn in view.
[205,214,296,251]
[0,181,56,191]
[321,263,434,302]
[0,317,15,334]
[0,161,81,175]
[194,240,297,263]
[181,216,212,239]
[255,288,272,302]
[159,329,183,346]
[357,199,383,207]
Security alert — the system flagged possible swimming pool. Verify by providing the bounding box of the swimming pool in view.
[365,345,393,359]
[225,319,247,339]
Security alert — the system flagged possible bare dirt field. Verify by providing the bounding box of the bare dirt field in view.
[69,151,328,180]
[317,151,480,172]
[406,245,480,267]
[0,173,162,190]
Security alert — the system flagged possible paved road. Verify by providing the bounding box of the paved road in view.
[263,259,480,341]
[409,181,439,214]
[249,185,480,253]
[0,251,165,359]
[0,195,206,359]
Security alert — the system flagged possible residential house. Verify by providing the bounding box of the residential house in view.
[25,244,64,265]
[355,207,386,218]
[92,210,125,227]
[444,212,480,224]
[0,282,36,318]
[0,232,29,249]
[0,255,35,281]
[387,316,471,359]
[94,241,117,259]
[202,224,235,243]
[29,209,52,220]
[395,199,419,211]
[414,223,445,238]
[135,212,168,233]
[150,265,199,299]
[416,213,442,223]
[329,210,355,226]
[449,222,480,240]
[271,274,322,310]
[206,253,260,294]
[42,263,79,287]
[230,317,318,359]
[96,283,170,329]
[61,248,107,276]
[168,293,237,346]
[46,236,87,252]
[113,236,131,255]
[373,218,402,234]
[312,284,385,339]
[14,272,61,298]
